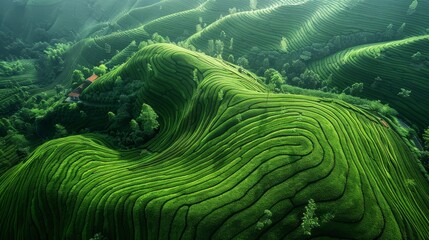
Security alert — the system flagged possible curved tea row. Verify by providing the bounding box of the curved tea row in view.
[309,35,429,129]
[0,44,428,239]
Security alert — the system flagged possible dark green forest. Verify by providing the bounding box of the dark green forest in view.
[0,0,429,239]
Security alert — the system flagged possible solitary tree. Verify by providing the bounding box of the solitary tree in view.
[302,199,319,236]
[196,24,203,33]
[207,40,215,56]
[219,30,227,41]
[229,7,237,14]
[250,0,257,10]
[137,104,159,136]
[237,57,249,69]
[229,38,234,50]
[227,54,235,63]
[397,23,406,36]
[411,51,423,62]
[215,40,224,57]
[347,82,364,96]
[398,88,411,97]
[280,37,288,52]
[256,209,273,230]
[93,64,108,76]
[407,0,418,15]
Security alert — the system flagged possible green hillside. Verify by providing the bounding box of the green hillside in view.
[187,0,429,56]
[309,35,429,129]
[0,0,158,41]
[113,0,205,32]
[45,0,429,93]
[0,44,428,239]
[1,0,429,239]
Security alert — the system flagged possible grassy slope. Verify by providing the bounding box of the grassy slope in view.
[114,0,205,32]
[59,0,429,87]
[72,0,304,68]
[0,0,157,40]
[0,44,428,239]
[309,35,429,129]
[52,0,429,79]
[187,0,429,56]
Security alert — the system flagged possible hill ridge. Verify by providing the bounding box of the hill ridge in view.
[0,44,428,239]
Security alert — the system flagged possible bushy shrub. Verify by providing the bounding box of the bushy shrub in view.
[93,64,108,76]
[106,102,159,148]
[0,61,24,77]
[264,68,285,88]
[288,69,321,89]
[301,199,334,236]
[256,209,273,230]
[301,199,319,235]
[407,0,418,15]
[236,57,249,69]
[137,104,160,136]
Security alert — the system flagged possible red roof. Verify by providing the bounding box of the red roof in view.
[87,74,99,83]
[68,92,80,97]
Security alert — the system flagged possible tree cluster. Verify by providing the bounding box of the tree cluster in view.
[264,68,285,89]
[256,209,273,230]
[36,42,71,83]
[107,101,159,148]
[0,60,24,77]
[0,86,68,165]
[301,199,334,236]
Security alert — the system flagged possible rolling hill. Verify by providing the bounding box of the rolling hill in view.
[1,0,429,239]
[0,44,428,239]
[0,0,159,41]
[309,35,429,129]
[46,0,429,114]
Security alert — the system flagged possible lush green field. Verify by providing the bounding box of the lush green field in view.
[1,0,429,239]
[309,35,429,129]
[187,0,428,55]
[0,44,428,239]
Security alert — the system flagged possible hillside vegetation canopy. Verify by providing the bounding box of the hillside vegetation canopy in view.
[0,0,429,239]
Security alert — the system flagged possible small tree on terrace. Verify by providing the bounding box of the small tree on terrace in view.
[250,0,257,10]
[207,39,215,56]
[237,56,249,69]
[215,40,224,57]
[137,104,159,136]
[93,64,108,76]
[280,37,288,52]
[407,0,418,15]
[72,69,85,87]
[302,199,319,235]
[398,88,411,97]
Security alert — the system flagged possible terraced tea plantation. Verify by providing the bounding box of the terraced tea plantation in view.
[309,35,429,129]
[1,45,428,239]
[1,0,429,239]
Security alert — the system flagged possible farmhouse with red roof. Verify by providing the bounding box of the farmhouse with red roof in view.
[65,74,99,102]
